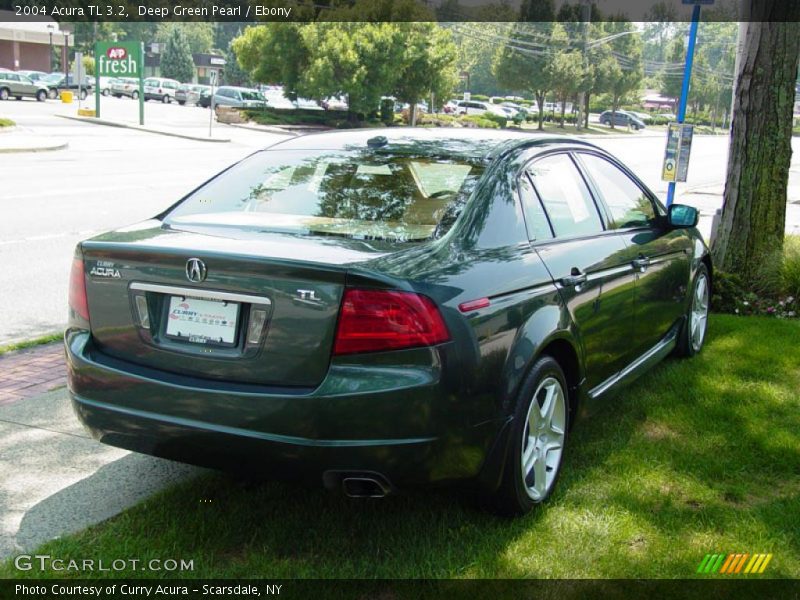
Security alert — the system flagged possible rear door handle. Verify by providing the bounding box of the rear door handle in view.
[560,269,587,288]
[632,256,650,271]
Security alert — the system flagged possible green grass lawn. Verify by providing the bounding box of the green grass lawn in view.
[3,314,798,579]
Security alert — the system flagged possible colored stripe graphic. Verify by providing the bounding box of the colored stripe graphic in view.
[700,553,773,574]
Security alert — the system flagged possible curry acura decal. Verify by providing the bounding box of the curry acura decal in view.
[89,261,121,278]
[697,553,773,574]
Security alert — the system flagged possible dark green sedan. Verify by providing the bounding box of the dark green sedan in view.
[66,128,711,515]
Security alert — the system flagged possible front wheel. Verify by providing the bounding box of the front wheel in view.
[488,356,569,516]
[102,89,110,96]
[0,88,9,101]
[36,90,46,102]
[131,91,139,100]
[47,89,57,100]
[675,264,710,357]
[79,89,87,101]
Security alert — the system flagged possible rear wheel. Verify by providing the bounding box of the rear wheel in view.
[178,100,185,106]
[675,264,710,357]
[15,96,21,101]
[489,356,569,516]
[79,89,87,101]
[47,88,57,100]
[131,91,139,100]
[35,90,46,102]
[102,88,110,96]
[162,94,169,103]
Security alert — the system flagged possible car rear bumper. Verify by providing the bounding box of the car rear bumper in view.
[66,330,502,488]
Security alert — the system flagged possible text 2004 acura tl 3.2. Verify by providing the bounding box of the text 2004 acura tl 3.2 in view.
[66,128,711,515]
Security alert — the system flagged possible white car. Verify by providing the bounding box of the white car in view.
[143,77,180,103]
[455,100,507,118]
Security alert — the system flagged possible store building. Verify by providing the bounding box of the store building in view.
[0,13,67,72]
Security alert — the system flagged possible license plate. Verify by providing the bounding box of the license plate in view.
[165,295,239,345]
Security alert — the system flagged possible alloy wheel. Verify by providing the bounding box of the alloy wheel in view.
[0,88,9,101]
[521,376,566,501]
[691,273,709,352]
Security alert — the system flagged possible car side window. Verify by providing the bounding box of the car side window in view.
[518,172,554,241]
[526,154,604,238]
[578,153,657,229]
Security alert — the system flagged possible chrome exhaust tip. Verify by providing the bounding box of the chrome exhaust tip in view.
[341,476,390,498]
[323,470,393,498]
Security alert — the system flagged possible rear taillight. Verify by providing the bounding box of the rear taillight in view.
[69,257,90,322]
[333,289,450,355]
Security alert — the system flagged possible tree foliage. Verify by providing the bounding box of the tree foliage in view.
[160,26,195,83]
[234,11,458,121]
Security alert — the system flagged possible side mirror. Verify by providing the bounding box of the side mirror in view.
[668,204,699,228]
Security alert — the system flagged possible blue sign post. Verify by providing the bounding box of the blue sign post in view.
[666,1,705,207]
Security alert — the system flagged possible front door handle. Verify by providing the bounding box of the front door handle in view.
[560,268,588,288]
[632,256,650,271]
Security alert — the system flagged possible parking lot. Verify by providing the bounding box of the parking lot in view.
[2,94,800,344]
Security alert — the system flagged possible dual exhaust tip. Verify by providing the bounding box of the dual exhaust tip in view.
[323,471,393,498]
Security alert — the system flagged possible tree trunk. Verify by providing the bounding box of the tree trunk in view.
[584,93,590,129]
[410,103,417,127]
[536,91,545,130]
[712,14,800,287]
[559,98,566,128]
[610,97,618,129]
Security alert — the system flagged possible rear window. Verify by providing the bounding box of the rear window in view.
[166,149,484,242]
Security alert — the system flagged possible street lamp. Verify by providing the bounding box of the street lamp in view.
[47,24,54,71]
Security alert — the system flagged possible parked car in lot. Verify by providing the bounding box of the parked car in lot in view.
[176,84,209,105]
[212,86,267,109]
[455,100,508,118]
[0,71,49,101]
[66,128,711,516]
[321,96,348,111]
[94,76,115,96]
[599,110,646,130]
[111,77,139,99]
[197,86,213,108]
[17,70,47,83]
[143,77,180,103]
[41,72,92,100]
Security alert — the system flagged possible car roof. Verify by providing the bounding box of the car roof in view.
[262,127,599,161]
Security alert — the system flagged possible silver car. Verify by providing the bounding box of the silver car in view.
[0,71,48,101]
[212,86,267,109]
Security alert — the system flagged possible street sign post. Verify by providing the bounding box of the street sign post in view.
[666,0,712,205]
[95,41,144,123]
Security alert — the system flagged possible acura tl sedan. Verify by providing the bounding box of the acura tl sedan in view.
[66,129,711,515]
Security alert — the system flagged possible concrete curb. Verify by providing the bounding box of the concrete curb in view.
[56,114,231,143]
[0,140,68,154]
[225,122,299,136]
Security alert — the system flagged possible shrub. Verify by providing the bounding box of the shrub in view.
[782,235,800,299]
[471,94,490,102]
[483,112,508,128]
[460,114,500,129]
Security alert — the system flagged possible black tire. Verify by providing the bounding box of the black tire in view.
[488,355,570,517]
[35,90,46,102]
[131,91,139,100]
[47,89,57,100]
[15,96,21,101]
[675,264,710,358]
[113,94,121,98]
[178,100,186,106]
[0,88,10,101]
[102,89,110,96]
[162,95,169,103]
[79,89,87,101]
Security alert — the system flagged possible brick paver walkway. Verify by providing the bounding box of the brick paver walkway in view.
[0,343,66,406]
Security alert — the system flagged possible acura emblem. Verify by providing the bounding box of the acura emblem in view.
[185,258,207,283]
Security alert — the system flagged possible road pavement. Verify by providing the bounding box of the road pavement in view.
[1,95,799,343]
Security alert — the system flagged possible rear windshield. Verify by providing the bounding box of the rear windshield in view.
[166,149,484,242]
